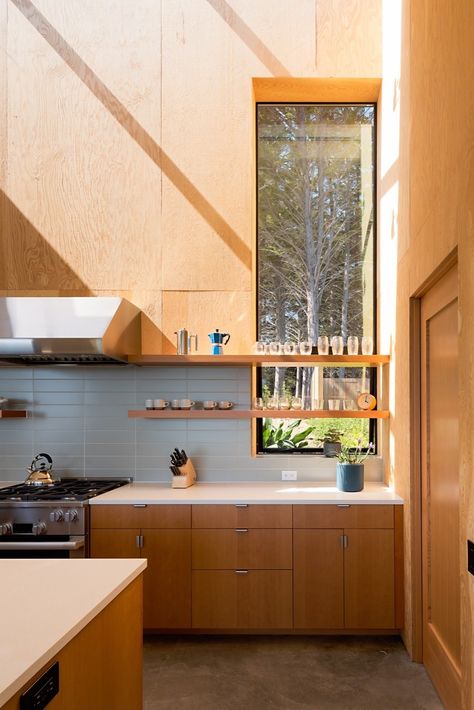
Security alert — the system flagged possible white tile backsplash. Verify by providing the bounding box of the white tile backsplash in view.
[0,366,384,483]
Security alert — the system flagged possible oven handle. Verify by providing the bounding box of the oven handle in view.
[0,536,85,551]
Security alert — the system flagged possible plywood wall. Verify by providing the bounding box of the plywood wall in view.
[0,0,381,354]
[379,0,474,705]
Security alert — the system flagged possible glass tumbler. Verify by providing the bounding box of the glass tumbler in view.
[331,336,344,355]
[347,336,359,356]
[253,397,264,410]
[291,396,303,410]
[298,341,312,355]
[361,335,374,355]
[269,342,282,355]
[253,341,266,355]
[317,336,329,355]
[283,341,296,355]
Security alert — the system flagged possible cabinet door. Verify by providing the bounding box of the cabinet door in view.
[192,570,292,629]
[192,571,238,628]
[238,570,292,629]
[344,529,394,628]
[142,529,191,629]
[90,529,140,558]
[192,529,292,569]
[293,529,344,629]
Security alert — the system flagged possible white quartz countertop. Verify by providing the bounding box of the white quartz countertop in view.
[90,481,403,505]
[0,558,147,706]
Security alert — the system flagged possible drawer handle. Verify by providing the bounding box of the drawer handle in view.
[235,504,248,508]
[336,504,351,508]
[133,504,147,508]
[235,569,248,575]
[235,528,248,533]
[340,534,348,549]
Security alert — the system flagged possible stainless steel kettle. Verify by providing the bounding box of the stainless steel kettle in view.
[174,328,198,355]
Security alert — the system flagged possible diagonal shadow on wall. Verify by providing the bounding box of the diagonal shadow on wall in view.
[205,0,291,77]
[10,0,252,271]
[0,191,91,292]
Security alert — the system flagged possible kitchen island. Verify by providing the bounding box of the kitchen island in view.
[0,558,146,709]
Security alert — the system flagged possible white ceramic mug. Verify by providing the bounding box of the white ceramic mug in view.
[171,399,181,409]
[153,399,169,409]
[145,399,153,409]
[180,399,195,409]
[218,400,233,409]
[203,400,218,409]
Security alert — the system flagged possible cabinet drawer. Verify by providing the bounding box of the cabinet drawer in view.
[90,504,191,529]
[192,570,293,629]
[192,504,292,528]
[192,529,292,569]
[293,505,394,529]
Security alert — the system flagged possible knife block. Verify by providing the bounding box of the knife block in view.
[171,458,197,489]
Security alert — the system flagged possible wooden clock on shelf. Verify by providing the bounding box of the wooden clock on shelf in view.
[357,392,377,411]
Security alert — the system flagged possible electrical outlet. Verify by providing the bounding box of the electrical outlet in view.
[281,470,297,481]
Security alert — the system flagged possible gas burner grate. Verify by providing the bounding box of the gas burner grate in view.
[0,478,129,502]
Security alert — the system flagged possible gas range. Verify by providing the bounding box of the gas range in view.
[0,478,130,503]
[0,478,130,558]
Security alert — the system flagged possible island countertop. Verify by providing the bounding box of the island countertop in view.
[0,558,146,707]
[90,481,403,505]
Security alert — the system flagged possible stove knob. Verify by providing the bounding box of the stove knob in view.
[49,509,64,523]
[32,522,47,536]
[65,509,78,523]
[0,522,12,535]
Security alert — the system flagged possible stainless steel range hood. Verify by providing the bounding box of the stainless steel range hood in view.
[0,297,141,364]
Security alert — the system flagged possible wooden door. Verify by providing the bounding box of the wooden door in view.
[293,529,344,628]
[344,528,394,628]
[141,529,191,629]
[421,265,461,707]
[90,529,140,559]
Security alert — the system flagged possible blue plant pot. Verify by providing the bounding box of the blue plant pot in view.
[336,463,364,492]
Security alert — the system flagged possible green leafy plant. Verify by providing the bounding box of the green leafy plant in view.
[262,419,316,449]
[318,428,344,445]
[337,438,374,464]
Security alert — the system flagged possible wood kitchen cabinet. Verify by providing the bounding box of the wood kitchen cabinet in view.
[90,505,191,630]
[191,504,293,630]
[293,505,402,631]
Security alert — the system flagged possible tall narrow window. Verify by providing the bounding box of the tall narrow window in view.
[257,103,376,452]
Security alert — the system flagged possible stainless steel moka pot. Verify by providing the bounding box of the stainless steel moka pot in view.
[174,328,198,355]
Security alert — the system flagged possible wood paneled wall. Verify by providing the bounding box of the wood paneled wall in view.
[0,0,381,354]
[380,0,474,706]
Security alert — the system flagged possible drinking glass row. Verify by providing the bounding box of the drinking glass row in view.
[254,396,357,411]
[253,335,374,356]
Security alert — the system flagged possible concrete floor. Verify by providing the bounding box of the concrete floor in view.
[143,636,442,710]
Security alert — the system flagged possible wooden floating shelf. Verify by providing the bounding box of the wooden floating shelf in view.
[0,410,28,418]
[128,409,389,420]
[128,354,389,367]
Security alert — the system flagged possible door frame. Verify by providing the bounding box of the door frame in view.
[409,248,458,663]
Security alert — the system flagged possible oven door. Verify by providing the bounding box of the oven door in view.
[0,535,85,558]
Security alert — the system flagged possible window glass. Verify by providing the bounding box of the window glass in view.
[257,103,376,452]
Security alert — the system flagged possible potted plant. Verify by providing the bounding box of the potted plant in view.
[336,439,374,492]
[319,428,344,458]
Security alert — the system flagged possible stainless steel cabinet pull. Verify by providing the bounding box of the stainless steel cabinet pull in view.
[136,535,144,548]
[235,569,248,575]
[340,535,348,549]
[235,504,248,508]
[337,504,351,508]
[235,528,248,533]
[133,504,147,508]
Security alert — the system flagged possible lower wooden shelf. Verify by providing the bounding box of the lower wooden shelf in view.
[128,409,389,419]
